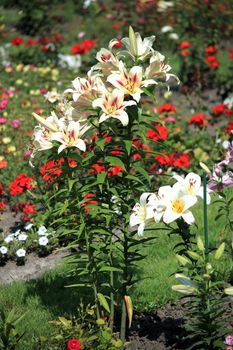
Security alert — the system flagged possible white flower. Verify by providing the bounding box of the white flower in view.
[169,33,179,40]
[16,248,26,258]
[145,51,179,83]
[14,229,21,237]
[161,25,173,33]
[162,186,197,225]
[4,234,14,243]
[222,140,230,149]
[45,90,60,103]
[148,185,172,222]
[51,120,90,153]
[173,172,211,204]
[25,223,33,230]
[38,226,47,235]
[107,61,156,103]
[92,89,136,126]
[0,246,8,255]
[65,70,105,107]
[94,48,120,76]
[39,236,49,246]
[18,233,28,241]
[121,30,155,61]
[157,0,174,12]
[58,54,82,69]
[129,193,155,236]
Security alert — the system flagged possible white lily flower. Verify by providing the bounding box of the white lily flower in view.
[173,172,211,204]
[107,62,156,103]
[51,120,90,154]
[121,31,155,61]
[161,25,173,33]
[162,186,197,225]
[94,48,120,76]
[65,70,106,107]
[148,185,172,222]
[16,248,26,258]
[92,89,136,126]
[39,236,49,246]
[145,51,179,83]
[14,229,21,237]
[129,193,155,236]
[0,246,8,255]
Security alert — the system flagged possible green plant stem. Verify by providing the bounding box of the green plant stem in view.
[203,172,209,259]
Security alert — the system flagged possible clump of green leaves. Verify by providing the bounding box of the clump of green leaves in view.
[0,309,26,350]
[173,236,230,350]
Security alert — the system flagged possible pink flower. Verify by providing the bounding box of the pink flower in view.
[0,99,8,110]
[225,336,233,346]
[12,119,20,129]
[164,116,176,123]
[24,150,32,158]
[0,117,7,124]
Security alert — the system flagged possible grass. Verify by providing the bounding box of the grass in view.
[0,190,233,348]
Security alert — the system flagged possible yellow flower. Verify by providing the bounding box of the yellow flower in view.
[2,137,11,144]
[5,66,13,73]
[0,156,5,161]
[16,64,24,71]
[16,79,23,85]
[7,145,16,153]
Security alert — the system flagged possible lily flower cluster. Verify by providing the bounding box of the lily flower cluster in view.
[129,172,211,236]
[31,27,178,159]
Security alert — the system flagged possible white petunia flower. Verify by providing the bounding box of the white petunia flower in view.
[38,226,47,235]
[14,229,21,237]
[16,248,26,258]
[18,233,28,241]
[4,234,14,243]
[0,246,8,255]
[39,236,49,246]
[25,223,33,230]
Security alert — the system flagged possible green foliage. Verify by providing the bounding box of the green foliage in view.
[0,309,26,350]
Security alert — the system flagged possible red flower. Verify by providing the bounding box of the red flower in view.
[208,60,220,69]
[0,160,8,169]
[71,39,96,55]
[212,103,227,116]
[9,173,34,196]
[147,124,168,141]
[170,153,190,168]
[11,37,23,45]
[41,45,49,52]
[67,338,81,350]
[225,120,233,134]
[23,203,36,215]
[54,33,63,41]
[154,153,170,166]
[204,55,217,63]
[181,50,189,57]
[204,45,218,54]
[178,41,191,50]
[89,163,105,174]
[82,194,98,213]
[0,201,6,211]
[26,39,37,46]
[0,183,4,196]
[112,23,120,29]
[108,165,123,177]
[188,113,206,127]
[158,103,176,114]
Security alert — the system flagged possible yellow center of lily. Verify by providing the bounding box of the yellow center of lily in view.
[171,199,185,214]
[139,207,146,222]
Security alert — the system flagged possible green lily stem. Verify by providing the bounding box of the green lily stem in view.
[120,297,127,342]
[203,172,209,260]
